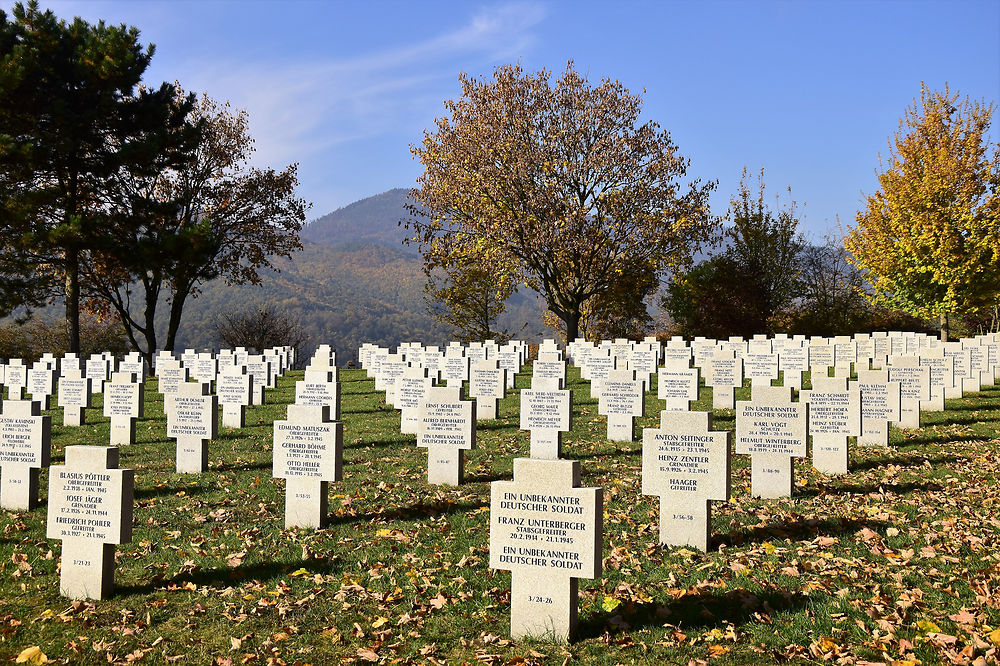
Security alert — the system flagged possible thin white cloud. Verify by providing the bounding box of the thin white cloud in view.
[179,2,547,170]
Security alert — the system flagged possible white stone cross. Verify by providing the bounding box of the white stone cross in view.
[28,365,56,410]
[705,353,743,410]
[294,369,340,418]
[520,376,572,459]
[597,369,645,442]
[469,360,507,420]
[217,365,253,428]
[642,411,729,551]
[165,381,217,473]
[57,369,91,426]
[5,359,27,399]
[735,386,807,498]
[397,365,435,434]
[103,372,143,446]
[272,404,343,528]
[853,369,901,447]
[657,360,699,413]
[489,457,602,642]
[46,446,133,600]
[887,357,930,429]
[0,399,50,510]
[416,386,475,485]
[801,377,860,475]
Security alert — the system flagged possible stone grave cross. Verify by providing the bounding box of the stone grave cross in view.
[469,360,507,420]
[705,352,743,410]
[272,404,343,528]
[735,385,807,498]
[165,381,217,473]
[801,377,860,475]
[0,399,51,510]
[57,369,91,426]
[641,410,730,551]
[416,386,476,485]
[853,369,901,447]
[519,376,572,458]
[657,359,699,413]
[217,365,253,428]
[46,446,133,600]
[103,372,143,446]
[597,369,645,441]
[28,365,56,410]
[397,365,435,434]
[489,457,602,642]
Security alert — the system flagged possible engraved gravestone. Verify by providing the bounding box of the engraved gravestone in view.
[705,353,743,410]
[887,357,930,429]
[642,411,730,551]
[597,369,645,441]
[489,458,602,642]
[58,369,91,426]
[802,377,859,475]
[778,345,809,390]
[853,369,901,447]
[469,360,506,420]
[165,382,217,473]
[416,386,476,485]
[294,369,340,418]
[657,360,699,412]
[0,400,50,509]
[744,353,779,389]
[735,386,807,498]
[103,372,143,446]
[397,365,434,434]
[273,404,343,528]
[217,365,253,428]
[28,365,56,410]
[156,360,187,396]
[46,446,133,600]
[5,360,26,399]
[520,376,572,458]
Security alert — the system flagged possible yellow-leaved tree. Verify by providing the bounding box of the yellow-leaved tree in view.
[407,62,717,342]
[845,84,1000,340]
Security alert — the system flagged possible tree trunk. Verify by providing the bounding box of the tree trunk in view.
[65,247,81,354]
[940,312,949,342]
[164,289,188,353]
[564,309,581,344]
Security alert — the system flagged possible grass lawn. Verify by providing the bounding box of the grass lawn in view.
[2,367,999,665]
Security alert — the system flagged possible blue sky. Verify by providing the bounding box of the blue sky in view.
[21,0,1000,240]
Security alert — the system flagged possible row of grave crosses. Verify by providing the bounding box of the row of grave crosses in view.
[360,331,1000,642]
[0,345,296,601]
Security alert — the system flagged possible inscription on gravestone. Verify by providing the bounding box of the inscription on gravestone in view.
[642,411,729,551]
[735,386,807,498]
[489,458,602,642]
[273,405,343,528]
[46,446,133,600]
[0,400,50,510]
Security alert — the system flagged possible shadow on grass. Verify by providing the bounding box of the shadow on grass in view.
[476,420,521,432]
[578,586,811,639]
[797,479,945,499]
[465,469,514,483]
[134,483,210,500]
[572,444,642,460]
[329,499,488,525]
[347,434,414,449]
[119,557,339,596]
[716,515,891,547]
[849,452,964,472]
[212,459,272,473]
